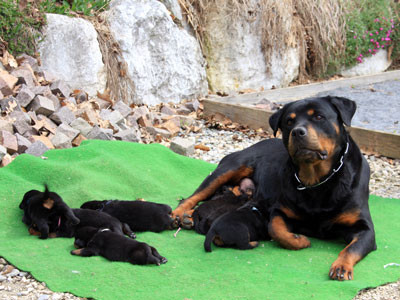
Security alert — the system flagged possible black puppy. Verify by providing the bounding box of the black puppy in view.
[20,187,136,239]
[71,226,167,266]
[51,208,136,239]
[204,203,269,252]
[19,185,80,239]
[80,200,176,232]
[193,178,254,235]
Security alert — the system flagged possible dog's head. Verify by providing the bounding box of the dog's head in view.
[269,96,356,185]
[19,185,79,231]
[19,185,62,225]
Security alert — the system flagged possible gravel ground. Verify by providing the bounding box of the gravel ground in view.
[1,125,399,300]
[317,79,400,134]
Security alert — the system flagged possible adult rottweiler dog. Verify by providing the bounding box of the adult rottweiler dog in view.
[193,178,255,235]
[204,202,269,251]
[172,96,376,281]
[20,187,136,239]
[71,226,167,266]
[80,200,176,232]
[19,185,80,239]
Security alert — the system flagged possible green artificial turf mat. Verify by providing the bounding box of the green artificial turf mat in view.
[0,140,399,300]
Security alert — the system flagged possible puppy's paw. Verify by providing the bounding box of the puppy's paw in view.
[160,257,168,264]
[129,232,137,239]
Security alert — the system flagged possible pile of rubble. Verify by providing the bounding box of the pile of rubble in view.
[0,52,205,167]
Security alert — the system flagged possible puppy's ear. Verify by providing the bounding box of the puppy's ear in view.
[325,96,356,126]
[269,107,285,137]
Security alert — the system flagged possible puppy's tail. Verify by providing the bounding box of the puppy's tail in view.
[204,229,214,252]
[43,184,50,198]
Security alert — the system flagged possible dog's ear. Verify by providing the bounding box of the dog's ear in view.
[269,107,286,137]
[325,96,356,126]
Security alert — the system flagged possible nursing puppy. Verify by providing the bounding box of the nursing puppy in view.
[19,185,80,239]
[80,200,176,232]
[71,226,167,266]
[193,178,255,235]
[204,203,269,252]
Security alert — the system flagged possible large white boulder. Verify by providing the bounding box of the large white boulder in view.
[341,50,391,77]
[107,0,208,105]
[204,1,299,93]
[38,14,106,97]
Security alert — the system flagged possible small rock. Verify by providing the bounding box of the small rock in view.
[160,105,176,115]
[0,275,5,282]
[170,137,195,156]
[56,123,80,141]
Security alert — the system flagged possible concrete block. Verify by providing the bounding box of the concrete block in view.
[16,85,35,107]
[50,80,71,98]
[113,101,131,118]
[114,129,141,142]
[170,137,195,156]
[13,120,32,136]
[56,123,80,141]
[17,54,40,72]
[31,85,52,97]
[0,70,18,97]
[0,145,7,161]
[25,140,49,157]
[0,119,14,133]
[161,105,177,115]
[51,132,72,149]
[27,95,55,116]
[15,133,32,153]
[50,106,76,125]
[0,97,22,113]
[30,135,54,149]
[0,130,18,154]
[87,126,113,140]
[46,94,61,111]
[11,66,37,87]
[70,117,92,137]
[185,99,200,112]
[145,126,171,139]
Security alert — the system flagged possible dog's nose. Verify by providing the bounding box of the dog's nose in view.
[291,126,307,137]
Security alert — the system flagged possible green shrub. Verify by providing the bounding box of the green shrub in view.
[0,0,111,56]
[343,0,398,67]
[0,0,43,56]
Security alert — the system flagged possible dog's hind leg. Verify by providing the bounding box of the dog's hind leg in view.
[150,246,167,264]
[122,223,136,239]
[71,248,98,257]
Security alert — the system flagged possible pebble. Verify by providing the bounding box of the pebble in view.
[0,121,398,300]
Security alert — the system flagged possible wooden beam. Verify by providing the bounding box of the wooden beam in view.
[208,70,400,105]
[203,99,400,159]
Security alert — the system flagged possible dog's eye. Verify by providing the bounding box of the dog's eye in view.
[314,115,324,121]
[287,119,294,126]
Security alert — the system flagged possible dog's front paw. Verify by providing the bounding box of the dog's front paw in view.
[129,232,137,239]
[181,212,194,229]
[329,258,354,280]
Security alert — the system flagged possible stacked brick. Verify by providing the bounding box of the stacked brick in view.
[0,53,202,167]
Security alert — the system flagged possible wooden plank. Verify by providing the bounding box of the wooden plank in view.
[203,98,273,132]
[208,70,400,105]
[203,98,400,159]
[347,126,400,159]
